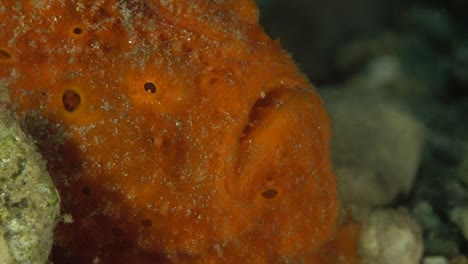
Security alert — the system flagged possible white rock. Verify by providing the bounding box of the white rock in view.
[359,209,423,264]
[422,256,449,264]
[0,84,60,264]
[323,90,424,207]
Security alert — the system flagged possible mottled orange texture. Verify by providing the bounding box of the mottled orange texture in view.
[0,0,338,262]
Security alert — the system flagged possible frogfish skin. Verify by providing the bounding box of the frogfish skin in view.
[0,0,339,263]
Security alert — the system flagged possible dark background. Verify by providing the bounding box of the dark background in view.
[256,0,468,86]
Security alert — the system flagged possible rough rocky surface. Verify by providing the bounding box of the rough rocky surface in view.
[0,85,60,264]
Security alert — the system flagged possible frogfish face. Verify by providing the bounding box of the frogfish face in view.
[0,0,338,263]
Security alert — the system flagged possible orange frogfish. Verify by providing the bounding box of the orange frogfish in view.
[0,0,340,263]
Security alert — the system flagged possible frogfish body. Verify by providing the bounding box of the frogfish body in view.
[0,0,338,263]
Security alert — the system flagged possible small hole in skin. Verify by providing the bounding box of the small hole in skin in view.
[261,189,278,199]
[208,77,219,86]
[112,228,123,237]
[141,219,153,227]
[72,27,83,35]
[0,49,12,59]
[62,89,81,112]
[144,82,157,93]
[81,186,91,196]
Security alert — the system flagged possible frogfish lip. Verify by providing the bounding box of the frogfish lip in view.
[226,87,333,205]
[223,85,338,255]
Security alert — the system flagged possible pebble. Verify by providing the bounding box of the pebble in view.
[359,209,423,264]
[423,256,449,264]
[323,90,424,207]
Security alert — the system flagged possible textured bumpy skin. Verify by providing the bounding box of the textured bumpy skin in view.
[0,0,338,262]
